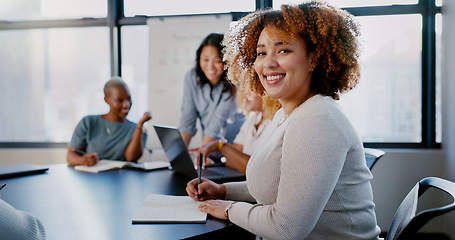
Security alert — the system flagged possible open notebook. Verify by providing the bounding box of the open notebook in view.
[132,193,206,224]
[74,160,170,173]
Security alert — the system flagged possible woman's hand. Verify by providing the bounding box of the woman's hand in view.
[198,200,235,220]
[186,178,226,201]
[139,111,152,125]
[189,151,214,169]
[82,152,98,166]
[198,140,221,167]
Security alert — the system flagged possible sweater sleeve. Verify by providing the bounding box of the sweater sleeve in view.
[0,199,46,240]
[229,109,351,240]
[225,181,256,203]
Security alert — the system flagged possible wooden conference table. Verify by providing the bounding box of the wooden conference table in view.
[1,164,252,240]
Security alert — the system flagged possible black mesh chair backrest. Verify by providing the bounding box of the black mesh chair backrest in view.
[364,148,385,170]
[386,177,455,240]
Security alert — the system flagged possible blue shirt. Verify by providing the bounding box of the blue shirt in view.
[69,115,147,161]
[179,68,237,139]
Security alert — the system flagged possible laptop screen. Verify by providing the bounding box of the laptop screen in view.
[153,125,246,182]
[153,125,198,178]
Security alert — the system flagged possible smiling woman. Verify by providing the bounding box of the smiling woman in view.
[0,0,440,149]
[199,45,224,86]
[186,2,381,239]
[178,33,237,148]
[66,77,152,166]
[253,26,317,113]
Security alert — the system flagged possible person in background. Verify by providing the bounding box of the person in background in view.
[67,77,151,166]
[187,1,381,239]
[198,86,281,173]
[179,33,237,147]
[0,198,45,240]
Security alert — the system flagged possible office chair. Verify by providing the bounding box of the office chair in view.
[383,177,455,240]
[364,148,385,170]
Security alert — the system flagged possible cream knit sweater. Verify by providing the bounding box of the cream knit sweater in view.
[225,95,381,240]
[0,199,45,240]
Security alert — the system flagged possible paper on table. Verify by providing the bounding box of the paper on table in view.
[128,161,170,171]
[132,193,207,224]
[74,160,127,173]
[74,160,170,173]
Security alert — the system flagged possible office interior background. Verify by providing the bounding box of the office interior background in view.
[1,0,454,238]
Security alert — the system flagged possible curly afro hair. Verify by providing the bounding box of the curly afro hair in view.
[223,0,361,100]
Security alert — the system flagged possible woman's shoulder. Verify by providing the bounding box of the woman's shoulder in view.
[296,95,340,115]
[292,95,353,130]
[73,115,102,132]
[270,108,285,125]
[123,119,137,127]
[78,115,104,126]
[184,68,198,82]
[241,111,259,127]
[81,114,102,121]
[289,95,343,125]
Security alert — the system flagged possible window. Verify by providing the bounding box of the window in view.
[436,13,442,143]
[121,26,150,124]
[0,0,441,148]
[124,0,255,16]
[0,0,107,21]
[274,0,418,8]
[0,28,110,142]
[272,0,441,148]
[340,15,422,143]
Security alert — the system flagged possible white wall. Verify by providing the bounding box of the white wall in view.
[1,2,455,238]
[0,148,154,166]
[0,148,67,166]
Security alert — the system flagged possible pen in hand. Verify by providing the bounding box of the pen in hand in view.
[197,153,203,200]
[72,148,98,166]
[72,148,86,156]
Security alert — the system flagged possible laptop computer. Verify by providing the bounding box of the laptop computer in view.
[0,164,49,179]
[153,125,245,182]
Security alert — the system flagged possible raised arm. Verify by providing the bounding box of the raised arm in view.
[124,111,152,162]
